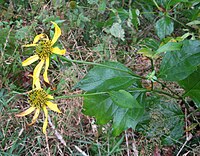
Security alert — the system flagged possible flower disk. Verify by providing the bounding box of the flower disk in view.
[36,40,52,60]
[28,89,48,108]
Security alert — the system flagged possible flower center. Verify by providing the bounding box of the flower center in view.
[36,40,52,60]
[28,89,48,108]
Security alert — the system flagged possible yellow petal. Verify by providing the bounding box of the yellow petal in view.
[42,106,48,134]
[43,57,50,84]
[33,77,41,89]
[47,95,54,99]
[46,101,61,113]
[28,108,40,126]
[51,21,61,46]
[33,60,45,80]
[22,55,39,66]
[33,34,48,44]
[52,47,66,55]
[15,106,35,117]
[22,44,38,47]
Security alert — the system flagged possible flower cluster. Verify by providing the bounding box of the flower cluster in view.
[16,22,65,134]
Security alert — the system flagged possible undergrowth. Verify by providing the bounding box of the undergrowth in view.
[0,0,200,155]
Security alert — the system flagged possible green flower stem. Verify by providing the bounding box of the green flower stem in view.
[154,79,183,99]
[55,92,107,99]
[59,56,143,79]
[167,15,188,29]
[56,88,180,100]
[149,57,154,90]
[154,79,190,110]
[152,0,163,12]
[152,89,180,99]
[60,56,184,100]
[128,88,180,99]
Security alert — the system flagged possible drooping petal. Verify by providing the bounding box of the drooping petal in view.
[46,101,61,113]
[42,106,48,134]
[33,77,41,89]
[15,106,35,117]
[33,34,48,44]
[43,57,50,83]
[22,44,38,47]
[28,108,40,126]
[33,59,45,81]
[50,21,61,46]
[47,95,54,100]
[51,47,66,55]
[22,55,39,66]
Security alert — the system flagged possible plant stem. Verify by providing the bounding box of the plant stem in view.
[56,87,180,100]
[55,92,107,99]
[149,57,154,90]
[128,88,180,99]
[152,0,163,12]
[59,56,143,79]
[59,56,184,100]
[154,79,182,99]
[154,79,191,110]
[167,15,188,29]
[152,89,180,99]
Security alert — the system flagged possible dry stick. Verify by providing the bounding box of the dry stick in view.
[129,0,132,6]
[122,0,124,7]
[183,151,190,156]
[176,135,192,156]
[45,133,51,156]
[74,145,89,156]
[2,25,14,59]
[125,131,130,156]
[48,116,66,146]
[176,108,192,156]
[131,131,139,156]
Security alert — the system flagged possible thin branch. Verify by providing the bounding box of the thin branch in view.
[48,116,66,146]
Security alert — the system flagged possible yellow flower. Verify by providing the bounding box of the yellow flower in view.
[22,21,66,84]
[15,80,61,134]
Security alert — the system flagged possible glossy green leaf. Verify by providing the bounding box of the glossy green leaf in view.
[138,48,156,58]
[112,104,144,136]
[159,40,200,81]
[179,68,200,108]
[83,94,116,125]
[141,38,160,51]
[155,16,174,39]
[74,61,138,92]
[83,92,145,136]
[109,90,141,109]
[156,42,183,54]
[131,9,140,29]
